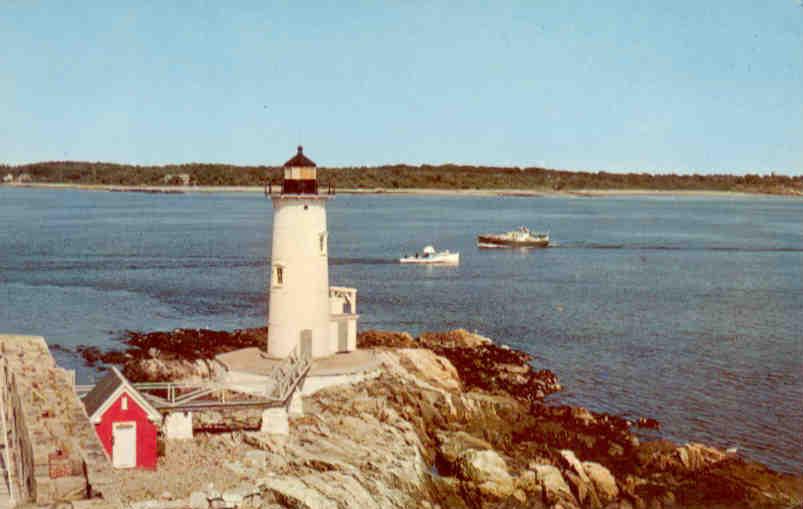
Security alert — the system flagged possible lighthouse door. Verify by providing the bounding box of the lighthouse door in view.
[338,321,348,352]
[300,330,312,359]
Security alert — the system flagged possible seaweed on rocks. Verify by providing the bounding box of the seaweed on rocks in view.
[356,329,419,348]
[63,327,267,378]
[72,327,268,366]
[117,327,266,361]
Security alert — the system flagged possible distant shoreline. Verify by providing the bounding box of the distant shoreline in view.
[3,182,800,198]
[4,160,801,196]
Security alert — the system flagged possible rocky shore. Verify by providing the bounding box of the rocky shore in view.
[68,328,803,509]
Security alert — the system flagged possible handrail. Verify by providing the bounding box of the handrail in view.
[265,344,311,402]
[76,347,313,411]
[0,359,17,506]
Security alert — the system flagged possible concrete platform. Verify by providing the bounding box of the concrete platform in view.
[215,348,380,378]
[215,348,382,400]
[215,348,282,376]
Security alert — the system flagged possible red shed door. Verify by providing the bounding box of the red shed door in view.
[112,422,137,468]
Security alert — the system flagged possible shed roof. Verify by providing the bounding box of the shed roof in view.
[283,146,316,167]
[82,367,161,422]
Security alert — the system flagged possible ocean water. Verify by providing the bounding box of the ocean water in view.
[1,187,801,473]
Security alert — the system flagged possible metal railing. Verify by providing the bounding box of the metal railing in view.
[101,347,311,411]
[74,347,312,412]
[133,381,222,409]
[0,359,17,506]
[266,344,312,402]
[263,180,336,197]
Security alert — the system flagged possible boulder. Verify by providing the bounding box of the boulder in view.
[532,464,578,507]
[419,329,492,348]
[676,442,726,471]
[457,449,515,498]
[582,461,619,503]
[436,431,492,473]
[559,449,603,507]
[516,469,541,495]
[571,407,597,426]
[357,330,417,348]
[122,358,216,383]
[395,348,462,392]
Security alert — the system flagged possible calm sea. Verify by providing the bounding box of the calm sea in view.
[1,187,801,473]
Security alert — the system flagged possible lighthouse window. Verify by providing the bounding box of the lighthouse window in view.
[319,232,327,255]
[274,265,285,286]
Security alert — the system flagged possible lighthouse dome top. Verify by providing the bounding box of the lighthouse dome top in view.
[283,146,316,168]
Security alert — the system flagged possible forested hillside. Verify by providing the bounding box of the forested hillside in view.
[2,161,800,194]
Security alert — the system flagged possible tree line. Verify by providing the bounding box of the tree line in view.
[1,160,800,194]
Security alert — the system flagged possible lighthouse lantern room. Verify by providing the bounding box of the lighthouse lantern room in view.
[267,147,358,360]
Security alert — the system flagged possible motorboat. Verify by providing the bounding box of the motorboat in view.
[399,245,460,265]
[477,226,550,248]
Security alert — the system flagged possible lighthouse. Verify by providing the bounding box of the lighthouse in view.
[267,146,358,360]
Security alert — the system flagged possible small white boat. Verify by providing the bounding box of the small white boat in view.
[400,245,460,265]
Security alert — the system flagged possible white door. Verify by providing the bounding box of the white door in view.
[338,321,348,352]
[112,422,137,468]
[300,329,312,359]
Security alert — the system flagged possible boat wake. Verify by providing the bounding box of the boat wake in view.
[553,243,803,253]
[329,257,398,265]
[477,242,553,249]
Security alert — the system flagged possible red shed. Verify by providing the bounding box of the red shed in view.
[82,367,161,469]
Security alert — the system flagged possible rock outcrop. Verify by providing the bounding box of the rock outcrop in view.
[100,329,802,509]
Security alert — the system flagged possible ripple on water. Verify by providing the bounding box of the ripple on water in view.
[0,189,801,473]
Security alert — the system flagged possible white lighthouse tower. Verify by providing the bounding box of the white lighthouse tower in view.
[267,146,357,360]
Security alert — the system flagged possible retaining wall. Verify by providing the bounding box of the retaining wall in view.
[0,335,117,508]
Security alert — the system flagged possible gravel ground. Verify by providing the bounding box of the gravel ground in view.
[112,433,256,502]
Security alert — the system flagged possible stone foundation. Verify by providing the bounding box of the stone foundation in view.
[164,412,193,440]
[259,408,288,435]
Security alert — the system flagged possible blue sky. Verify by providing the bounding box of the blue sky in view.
[1,2,801,174]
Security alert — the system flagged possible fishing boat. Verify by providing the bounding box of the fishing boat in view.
[477,226,550,248]
[399,245,460,265]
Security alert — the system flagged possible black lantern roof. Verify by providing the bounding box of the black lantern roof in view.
[283,146,316,168]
